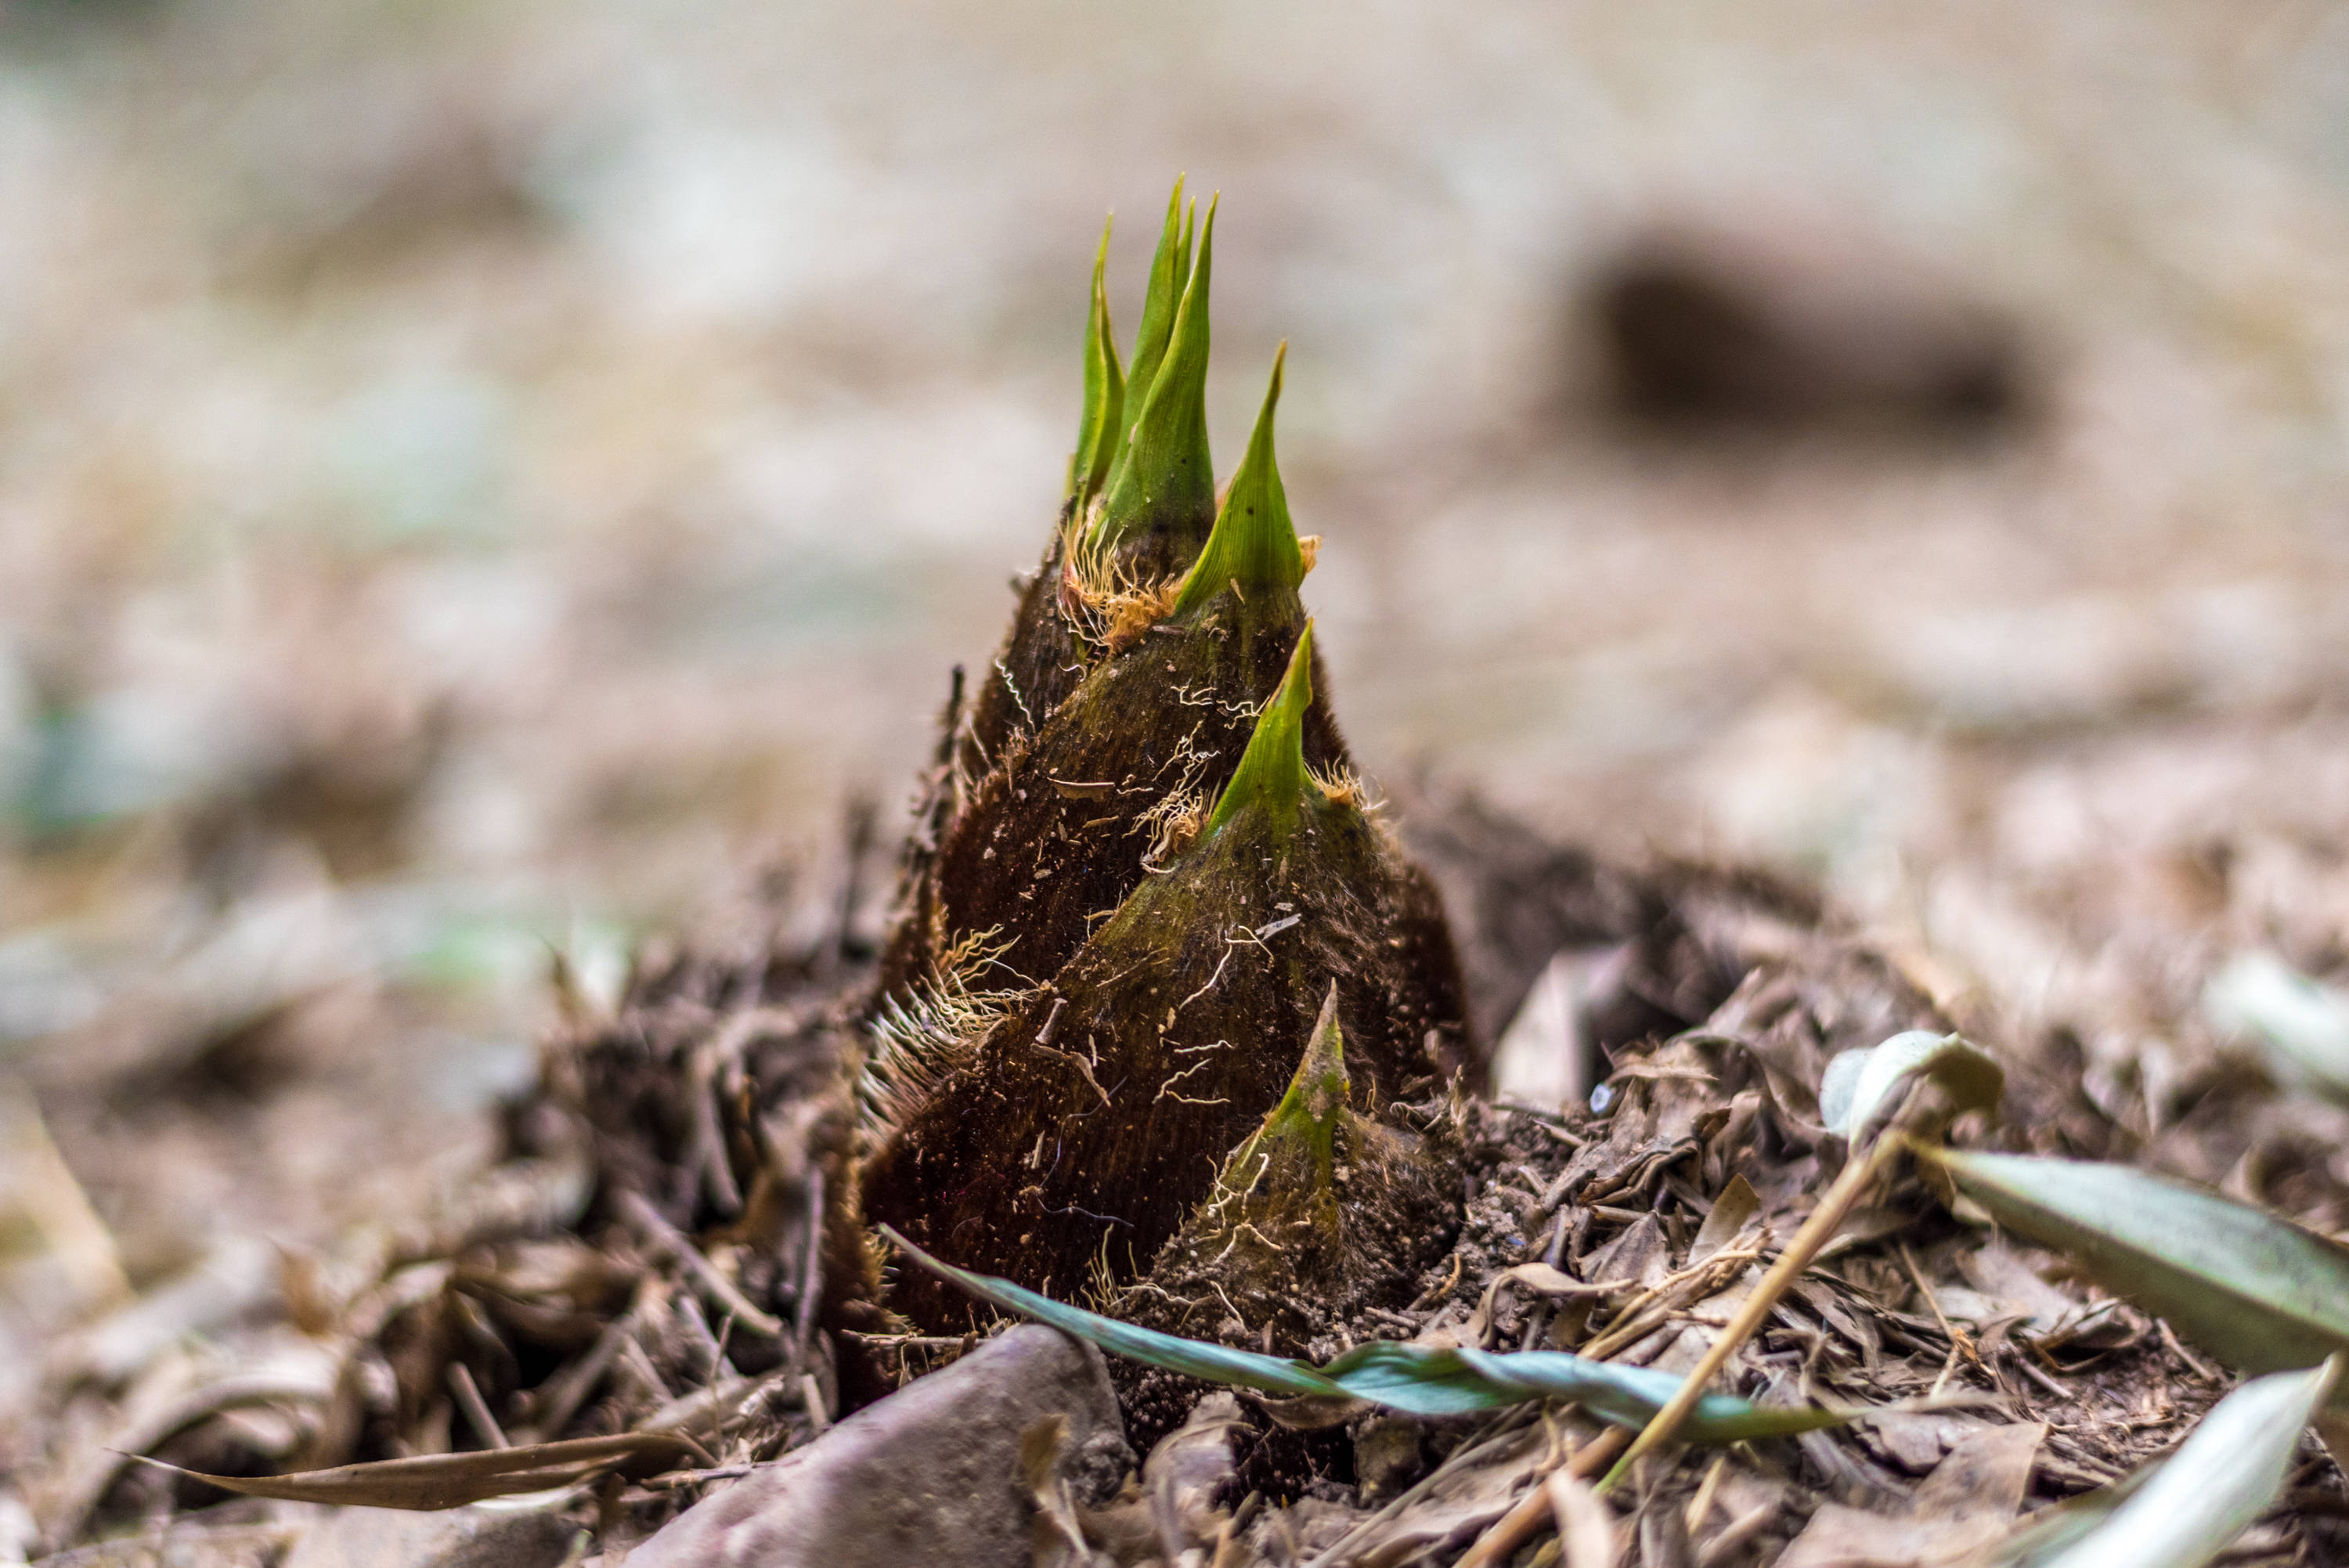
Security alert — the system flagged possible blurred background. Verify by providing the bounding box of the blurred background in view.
[7,0,2349,1503]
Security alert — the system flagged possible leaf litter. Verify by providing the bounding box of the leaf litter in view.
[8,772,2340,1568]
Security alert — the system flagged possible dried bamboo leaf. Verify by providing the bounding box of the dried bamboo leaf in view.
[1688,1173,1759,1266]
[128,1431,702,1511]
[1919,1147,2349,1388]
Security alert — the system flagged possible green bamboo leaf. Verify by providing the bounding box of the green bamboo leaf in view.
[880,1226,1856,1440]
[879,1224,1340,1397]
[1068,215,1125,507]
[1994,1357,2339,1568]
[1200,618,1312,837]
[1094,196,1217,554]
[1920,1148,2349,1390]
[1167,344,1303,620]
[2203,950,2349,1104]
[1819,1030,2002,1148]
[1318,1343,1851,1440]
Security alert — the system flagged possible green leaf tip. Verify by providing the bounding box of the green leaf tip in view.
[1068,215,1125,506]
[1117,178,1187,458]
[1288,982,1349,1123]
[1203,617,1312,837]
[1240,982,1351,1168]
[1169,343,1302,619]
[1095,192,1218,554]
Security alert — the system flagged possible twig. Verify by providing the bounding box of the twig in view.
[446,1361,508,1450]
[530,1314,631,1441]
[792,1166,825,1377]
[1696,1500,1779,1568]
[619,1189,787,1339]
[1898,1240,1976,1364]
[802,1372,831,1434]
[1549,1465,1619,1568]
[705,1313,734,1450]
[1454,1427,1628,1568]
[1684,1454,1727,1534]
[1598,1125,1907,1491]
[685,1049,745,1217]
[1301,1409,1539,1568]
[621,1334,673,1403]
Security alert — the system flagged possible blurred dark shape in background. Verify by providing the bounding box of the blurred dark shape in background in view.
[1585,218,2030,439]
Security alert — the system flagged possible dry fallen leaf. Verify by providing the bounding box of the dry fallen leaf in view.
[1778,1422,2044,1567]
[129,1430,704,1510]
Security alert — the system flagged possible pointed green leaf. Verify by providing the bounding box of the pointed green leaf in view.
[1176,199,1196,305]
[1995,1358,2339,1568]
[1108,179,1189,484]
[1068,215,1125,506]
[1168,344,1303,619]
[1094,196,1217,554]
[879,1225,1860,1439]
[1818,1030,2002,1149]
[1259,981,1348,1155]
[1921,1147,2349,1393]
[1202,618,1312,838]
[1211,982,1348,1209]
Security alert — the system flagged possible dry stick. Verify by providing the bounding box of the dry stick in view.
[703,1314,735,1451]
[1683,1454,1727,1534]
[619,1189,787,1339]
[1452,1427,1629,1568]
[446,1361,509,1450]
[1547,1465,1619,1568]
[790,1166,825,1380]
[1897,1239,1976,1364]
[689,1051,745,1217]
[800,1372,831,1434]
[1301,1410,1540,1568]
[621,1333,674,1403]
[1597,1126,1908,1492]
[1210,1492,1264,1568]
[1695,1500,1778,1568]
[531,1314,633,1441]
